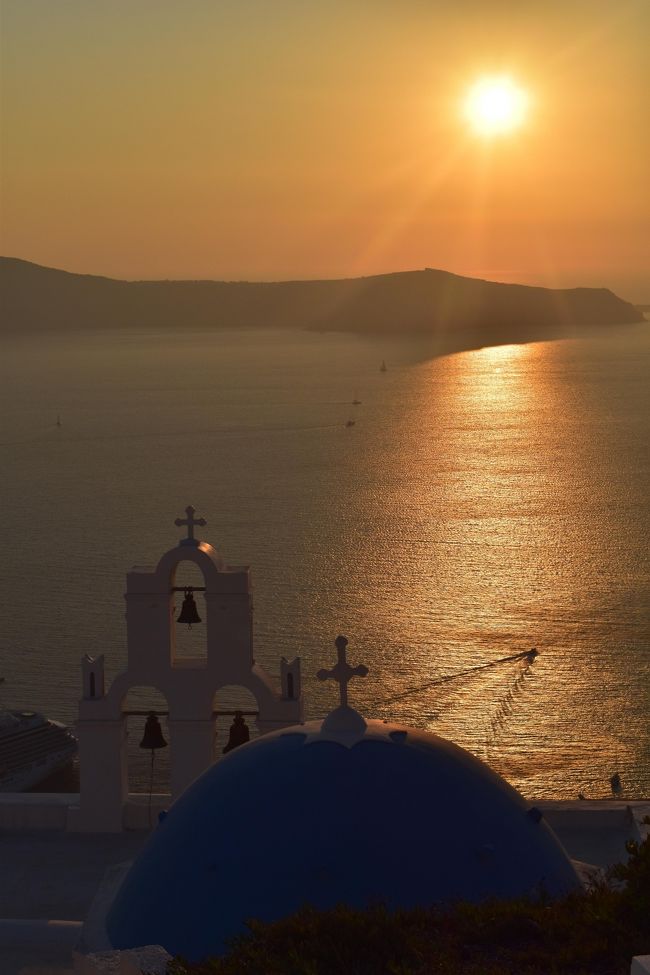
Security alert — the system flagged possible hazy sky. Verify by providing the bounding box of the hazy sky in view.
[1,0,648,299]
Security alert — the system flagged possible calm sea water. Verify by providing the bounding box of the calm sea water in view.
[0,323,648,798]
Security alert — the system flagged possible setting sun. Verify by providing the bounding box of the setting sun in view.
[464,76,529,136]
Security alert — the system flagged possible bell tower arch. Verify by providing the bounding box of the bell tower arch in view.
[73,506,303,832]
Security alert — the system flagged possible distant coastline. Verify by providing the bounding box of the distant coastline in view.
[0,257,643,356]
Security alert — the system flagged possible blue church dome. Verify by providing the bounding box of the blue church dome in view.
[107,703,580,960]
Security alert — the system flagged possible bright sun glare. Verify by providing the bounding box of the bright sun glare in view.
[464,76,529,136]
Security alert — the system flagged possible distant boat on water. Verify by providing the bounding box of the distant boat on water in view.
[380,360,387,372]
[352,393,361,405]
[55,415,62,427]
[345,419,356,428]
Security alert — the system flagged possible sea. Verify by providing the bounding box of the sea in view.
[0,322,648,799]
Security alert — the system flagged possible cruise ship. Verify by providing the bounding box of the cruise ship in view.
[0,708,77,792]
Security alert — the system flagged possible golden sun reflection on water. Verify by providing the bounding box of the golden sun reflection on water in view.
[334,339,648,797]
[369,344,551,747]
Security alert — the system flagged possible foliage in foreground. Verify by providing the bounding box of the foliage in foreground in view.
[170,825,650,975]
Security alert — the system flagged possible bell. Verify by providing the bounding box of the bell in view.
[177,588,201,627]
[139,712,168,750]
[222,711,250,754]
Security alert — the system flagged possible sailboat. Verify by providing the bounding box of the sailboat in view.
[380,360,387,373]
[352,392,361,405]
[55,415,62,427]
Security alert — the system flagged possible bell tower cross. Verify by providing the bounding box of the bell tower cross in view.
[174,505,207,547]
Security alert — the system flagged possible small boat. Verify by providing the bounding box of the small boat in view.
[352,394,361,406]
[55,415,62,427]
[380,360,387,373]
[345,419,356,428]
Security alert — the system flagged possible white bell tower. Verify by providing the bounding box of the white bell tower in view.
[73,507,303,832]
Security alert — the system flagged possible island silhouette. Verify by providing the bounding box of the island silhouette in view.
[0,258,643,356]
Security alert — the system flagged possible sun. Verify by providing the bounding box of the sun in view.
[464,76,529,136]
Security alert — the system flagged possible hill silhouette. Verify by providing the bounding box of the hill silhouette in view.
[0,258,642,352]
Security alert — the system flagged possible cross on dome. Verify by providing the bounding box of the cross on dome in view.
[317,635,368,709]
[174,505,207,547]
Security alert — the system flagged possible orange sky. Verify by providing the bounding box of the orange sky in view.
[1,0,648,300]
